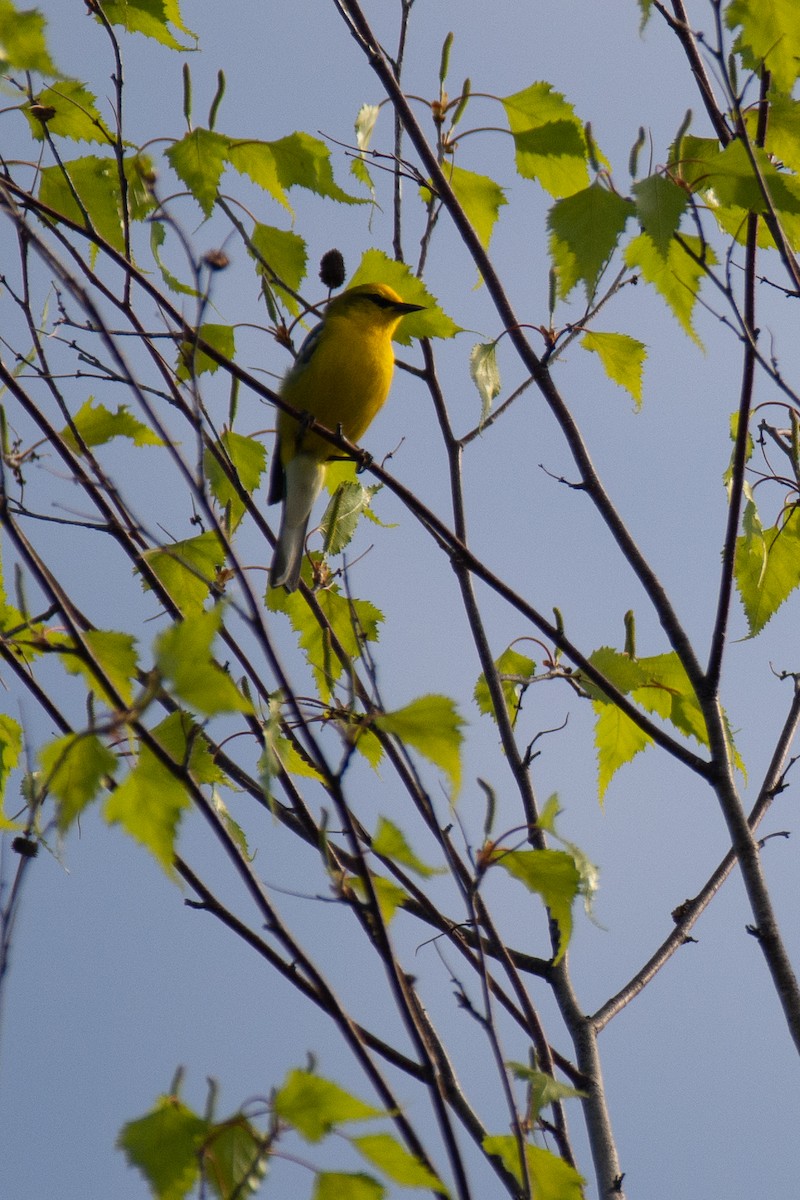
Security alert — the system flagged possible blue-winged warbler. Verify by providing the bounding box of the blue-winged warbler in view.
[268,282,423,591]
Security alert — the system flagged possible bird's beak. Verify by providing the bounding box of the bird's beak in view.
[395,301,425,315]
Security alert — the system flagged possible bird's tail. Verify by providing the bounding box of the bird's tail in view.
[269,454,326,591]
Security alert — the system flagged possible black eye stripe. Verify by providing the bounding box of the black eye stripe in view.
[364,293,398,309]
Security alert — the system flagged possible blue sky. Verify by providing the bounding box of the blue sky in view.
[2,3,800,1199]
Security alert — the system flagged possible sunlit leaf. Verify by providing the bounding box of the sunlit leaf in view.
[25,80,111,143]
[154,607,252,716]
[249,223,308,316]
[60,628,139,707]
[432,164,507,250]
[39,155,124,250]
[624,231,715,347]
[469,342,501,425]
[632,173,688,256]
[274,1070,383,1143]
[549,183,634,299]
[581,331,646,406]
[118,1095,208,1200]
[0,0,59,73]
[269,131,366,205]
[593,698,652,799]
[177,322,235,379]
[104,741,190,876]
[502,82,590,197]
[166,128,230,217]
[474,647,536,729]
[483,1134,585,1199]
[268,581,382,704]
[313,1173,383,1200]
[735,499,800,634]
[40,733,117,831]
[98,0,197,51]
[351,872,410,924]
[352,1133,448,1194]
[0,714,22,817]
[204,430,267,532]
[495,847,580,963]
[372,816,443,878]
[141,530,226,615]
[152,711,227,786]
[375,695,464,798]
[61,398,163,453]
[725,0,800,94]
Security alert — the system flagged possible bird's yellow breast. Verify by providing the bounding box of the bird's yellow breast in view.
[278,311,397,463]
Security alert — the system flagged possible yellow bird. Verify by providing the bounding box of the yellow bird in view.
[268,282,423,591]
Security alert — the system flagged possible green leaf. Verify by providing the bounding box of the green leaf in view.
[200,1113,268,1200]
[351,872,410,924]
[153,711,227,786]
[150,220,198,296]
[580,331,646,406]
[502,82,590,197]
[375,695,464,798]
[39,733,117,831]
[268,131,366,205]
[507,1063,587,1122]
[249,223,308,316]
[352,1133,448,1194]
[726,0,800,94]
[61,398,163,453]
[0,0,60,73]
[350,250,460,343]
[154,607,252,716]
[313,1173,383,1200]
[584,645,727,794]
[593,698,653,799]
[632,173,688,256]
[757,93,800,176]
[319,480,379,557]
[25,80,111,143]
[166,128,230,217]
[0,714,22,816]
[98,0,197,51]
[548,183,634,299]
[624,231,714,347]
[702,139,800,218]
[352,103,380,192]
[117,1095,208,1200]
[226,141,292,211]
[39,155,125,250]
[372,816,443,878]
[469,342,501,425]
[495,847,580,963]
[474,647,536,729]
[436,164,507,249]
[483,1135,585,1200]
[735,498,800,634]
[61,628,139,707]
[177,322,235,379]
[268,582,382,704]
[274,1070,383,1143]
[204,430,267,533]
[104,740,190,876]
[141,530,226,615]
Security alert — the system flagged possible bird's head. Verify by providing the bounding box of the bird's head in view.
[326,282,424,329]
